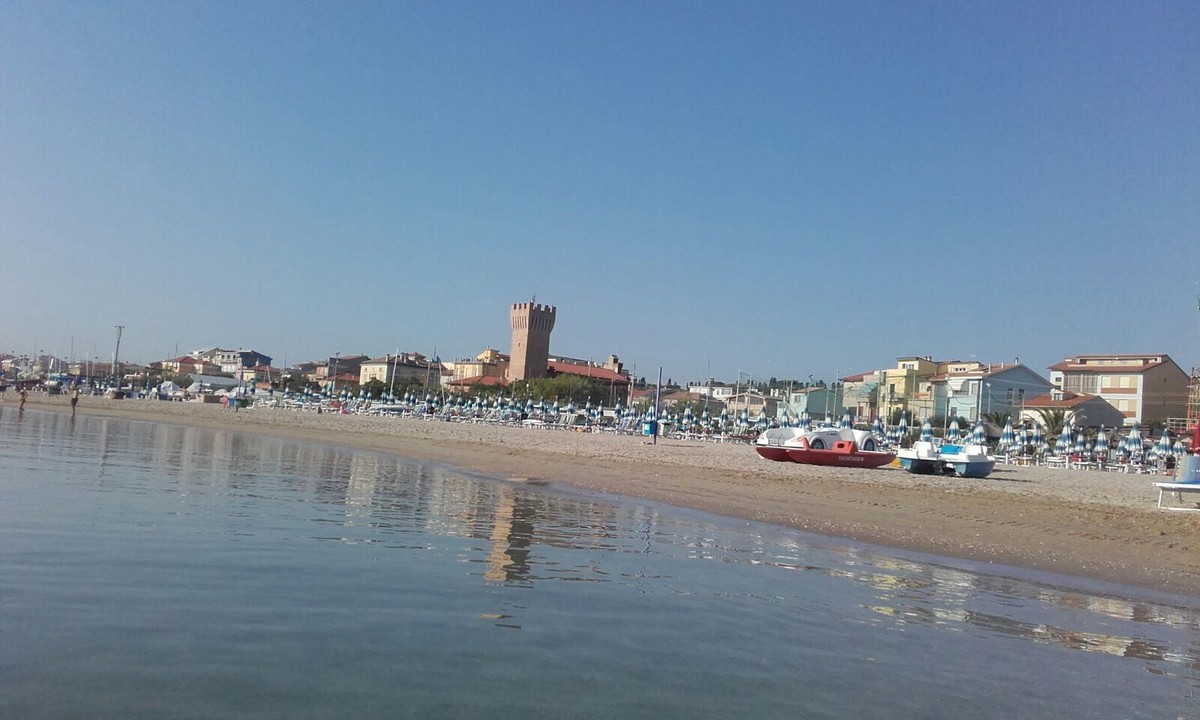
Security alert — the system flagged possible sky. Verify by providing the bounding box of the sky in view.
[2,1,1197,385]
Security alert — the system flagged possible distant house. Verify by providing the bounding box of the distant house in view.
[359,353,440,389]
[161,355,223,376]
[1021,390,1125,429]
[1048,354,1190,425]
[191,348,273,374]
[935,363,1055,423]
[545,356,630,406]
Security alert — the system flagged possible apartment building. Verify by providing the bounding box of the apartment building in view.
[1048,354,1189,425]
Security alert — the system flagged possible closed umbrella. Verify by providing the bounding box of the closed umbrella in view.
[839,413,851,429]
[1123,424,1143,458]
[1012,425,1027,455]
[970,421,987,445]
[897,413,909,444]
[1155,430,1173,462]
[1073,427,1087,457]
[945,417,961,442]
[1174,439,1187,459]
[1093,426,1109,460]
[1057,424,1073,456]
[920,418,934,443]
[872,416,885,438]
[998,417,1015,452]
[1033,424,1049,456]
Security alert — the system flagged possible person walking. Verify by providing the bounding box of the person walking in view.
[18,388,27,412]
[71,385,81,416]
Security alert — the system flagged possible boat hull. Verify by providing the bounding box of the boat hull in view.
[945,460,996,478]
[755,446,794,462]
[784,447,896,468]
[898,457,942,474]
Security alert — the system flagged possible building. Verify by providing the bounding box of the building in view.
[359,353,440,388]
[841,371,882,421]
[450,348,509,384]
[1048,354,1190,425]
[936,363,1055,422]
[1020,390,1125,429]
[191,348,272,373]
[545,355,630,406]
[508,301,556,382]
[159,355,223,376]
[877,357,941,422]
[777,385,844,421]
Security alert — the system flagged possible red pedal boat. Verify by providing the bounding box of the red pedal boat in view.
[756,427,895,468]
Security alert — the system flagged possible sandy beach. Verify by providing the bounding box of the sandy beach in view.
[11,393,1200,597]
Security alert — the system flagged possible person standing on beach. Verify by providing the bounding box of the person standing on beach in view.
[18,388,27,412]
[71,385,80,416]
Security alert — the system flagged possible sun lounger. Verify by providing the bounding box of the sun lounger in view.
[1155,482,1200,511]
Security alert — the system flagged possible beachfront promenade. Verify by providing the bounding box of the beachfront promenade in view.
[10,392,1200,597]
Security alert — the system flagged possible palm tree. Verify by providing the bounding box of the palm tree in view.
[1035,407,1068,444]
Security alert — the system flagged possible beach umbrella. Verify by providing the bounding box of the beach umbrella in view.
[839,413,851,429]
[756,410,769,429]
[738,409,750,429]
[872,416,885,438]
[1093,426,1109,458]
[1156,430,1173,461]
[1057,423,1073,456]
[1032,424,1049,455]
[970,421,986,446]
[718,409,729,429]
[1124,424,1143,458]
[1073,427,1087,458]
[945,417,961,442]
[1174,439,1187,459]
[998,417,1015,452]
[920,418,934,443]
[897,413,909,442]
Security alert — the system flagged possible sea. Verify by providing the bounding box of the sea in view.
[2,407,1198,719]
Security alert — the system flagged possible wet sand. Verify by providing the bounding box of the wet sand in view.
[13,393,1200,596]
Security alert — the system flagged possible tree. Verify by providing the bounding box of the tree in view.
[1035,408,1067,444]
[983,411,1009,429]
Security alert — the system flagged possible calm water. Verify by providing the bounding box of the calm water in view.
[2,408,1199,719]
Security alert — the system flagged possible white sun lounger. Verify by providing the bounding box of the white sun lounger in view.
[1154,482,1200,511]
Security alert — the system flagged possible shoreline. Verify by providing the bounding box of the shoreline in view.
[10,393,1200,596]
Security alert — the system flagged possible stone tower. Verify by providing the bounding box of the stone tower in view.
[509,300,556,381]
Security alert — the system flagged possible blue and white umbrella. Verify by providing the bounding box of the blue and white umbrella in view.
[1032,424,1049,456]
[756,410,769,429]
[945,417,961,442]
[897,413,909,443]
[872,416,885,438]
[1093,426,1109,458]
[1012,425,1028,455]
[738,409,750,429]
[1073,427,1087,457]
[839,413,851,430]
[998,417,1015,452]
[1174,439,1187,459]
[1123,424,1143,458]
[800,411,812,431]
[1155,430,1173,462]
[970,421,987,446]
[920,418,934,443]
[1057,424,1073,456]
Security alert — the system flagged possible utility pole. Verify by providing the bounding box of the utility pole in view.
[112,325,124,389]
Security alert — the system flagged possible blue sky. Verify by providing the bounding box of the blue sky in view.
[2,1,1197,385]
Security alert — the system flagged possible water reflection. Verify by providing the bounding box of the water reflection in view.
[5,407,1200,685]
